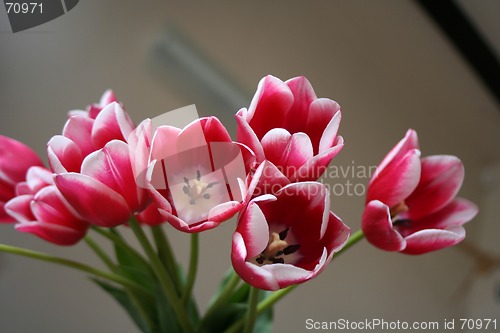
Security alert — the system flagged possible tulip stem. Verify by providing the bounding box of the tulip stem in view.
[0,243,151,296]
[84,236,116,271]
[182,232,199,307]
[243,286,260,333]
[151,226,182,293]
[128,218,193,333]
[202,270,241,321]
[224,230,366,333]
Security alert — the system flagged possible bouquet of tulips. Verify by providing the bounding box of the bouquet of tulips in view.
[0,75,478,333]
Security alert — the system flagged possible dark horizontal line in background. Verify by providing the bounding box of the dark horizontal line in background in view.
[416,0,500,107]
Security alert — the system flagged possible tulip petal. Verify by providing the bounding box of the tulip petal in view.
[261,129,314,179]
[62,116,95,157]
[284,76,317,134]
[81,140,145,211]
[47,135,83,173]
[55,173,131,227]
[403,226,466,255]
[246,75,294,139]
[236,110,265,162]
[372,129,419,181]
[367,149,421,208]
[92,102,134,149]
[316,106,341,154]
[0,135,44,185]
[362,200,406,251]
[405,155,464,219]
[4,195,36,223]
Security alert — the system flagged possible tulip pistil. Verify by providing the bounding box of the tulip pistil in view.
[253,227,301,266]
[182,170,218,205]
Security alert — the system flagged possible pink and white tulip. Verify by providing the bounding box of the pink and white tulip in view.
[48,91,134,173]
[236,75,344,182]
[0,135,44,223]
[5,167,88,245]
[232,177,350,291]
[55,140,148,228]
[136,117,247,233]
[362,130,478,254]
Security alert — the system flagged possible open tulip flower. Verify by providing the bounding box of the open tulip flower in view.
[236,75,344,182]
[232,171,350,290]
[5,166,88,245]
[362,129,478,254]
[138,116,247,233]
[0,78,479,333]
[0,135,44,222]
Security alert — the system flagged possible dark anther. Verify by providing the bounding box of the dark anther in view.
[189,199,196,205]
[183,186,189,194]
[283,244,301,255]
[279,227,289,240]
[203,193,211,199]
[272,258,285,264]
[256,257,264,265]
[275,251,283,256]
[196,170,201,181]
[206,182,217,189]
[184,177,190,184]
[393,219,412,227]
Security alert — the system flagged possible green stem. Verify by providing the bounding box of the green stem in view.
[151,225,182,292]
[128,218,193,333]
[204,271,241,318]
[0,243,151,296]
[84,236,156,333]
[224,230,365,333]
[84,236,116,271]
[182,232,199,307]
[243,286,260,333]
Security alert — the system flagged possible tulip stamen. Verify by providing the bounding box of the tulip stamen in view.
[252,227,301,266]
[390,201,409,219]
[182,170,218,205]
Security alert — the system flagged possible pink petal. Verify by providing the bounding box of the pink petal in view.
[135,201,165,226]
[362,200,406,251]
[246,160,291,199]
[151,126,182,162]
[283,76,317,134]
[403,226,466,255]
[406,155,464,219]
[81,140,147,212]
[0,135,44,185]
[198,116,232,143]
[15,221,87,246]
[47,135,83,173]
[246,75,294,139]
[127,119,153,189]
[4,195,36,223]
[0,202,15,223]
[367,148,421,208]
[372,129,419,181]
[236,195,276,259]
[290,137,344,182]
[231,232,280,290]
[261,129,313,179]
[235,111,265,162]
[55,173,131,227]
[62,116,95,157]
[92,102,134,149]
[317,106,341,154]
[19,167,53,194]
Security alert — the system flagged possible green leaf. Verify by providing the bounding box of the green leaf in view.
[92,279,157,333]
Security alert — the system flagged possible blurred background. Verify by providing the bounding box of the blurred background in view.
[1,0,499,332]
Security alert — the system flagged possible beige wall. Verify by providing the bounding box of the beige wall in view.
[1,1,499,332]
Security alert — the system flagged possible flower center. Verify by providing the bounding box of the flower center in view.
[253,227,301,265]
[390,201,408,219]
[182,170,218,205]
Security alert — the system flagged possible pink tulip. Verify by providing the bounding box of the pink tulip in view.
[5,167,88,245]
[236,75,344,182]
[0,135,44,223]
[362,130,478,254]
[48,92,134,173]
[139,117,247,233]
[55,140,148,228]
[232,177,350,291]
